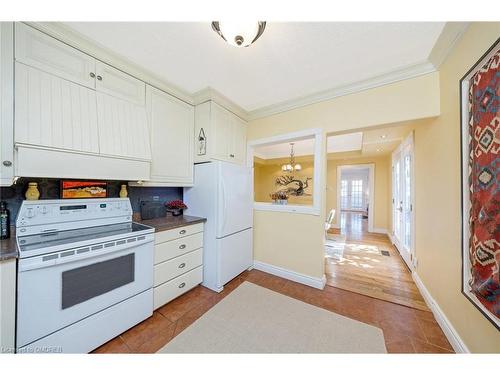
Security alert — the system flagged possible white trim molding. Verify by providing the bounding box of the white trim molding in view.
[248,61,435,120]
[253,261,326,290]
[371,228,388,235]
[412,272,470,353]
[248,128,325,216]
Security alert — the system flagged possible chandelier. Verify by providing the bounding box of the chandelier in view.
[281,143,302,173]
[211,21,266,47]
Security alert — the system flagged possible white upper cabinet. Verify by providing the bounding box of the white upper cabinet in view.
[1,23,14,186]
[15,23,96,89]
[96,92,151,161]
[143,85,194,186]
[95,61,145,106]
[15,62,100,154]
[194,101,247,165]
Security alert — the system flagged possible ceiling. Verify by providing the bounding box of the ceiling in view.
[253,123,414,160]
[64,22,445,112]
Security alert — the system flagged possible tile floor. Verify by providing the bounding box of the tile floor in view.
[93,269,454,354]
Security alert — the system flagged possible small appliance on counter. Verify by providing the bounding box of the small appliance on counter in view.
[140,200,167,220]
[15,198,155,353]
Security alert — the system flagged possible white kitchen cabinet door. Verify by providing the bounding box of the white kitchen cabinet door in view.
[231,115,247,165]
[95,61,145,106]
[97,92,151,161]
[15,62,100,154]
[147,86,194,185]
[15,23,96,89]
[1,23,14,186]
[212,102,232,162]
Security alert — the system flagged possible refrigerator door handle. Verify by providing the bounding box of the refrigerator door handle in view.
[221,178,228,234]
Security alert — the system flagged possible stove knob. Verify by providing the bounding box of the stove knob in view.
[41,206,48,214]
[26,208,35,218]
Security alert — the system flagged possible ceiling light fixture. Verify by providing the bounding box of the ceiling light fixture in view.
[380,135,387,139]
[211,21,266,47]
[281,143,302,173]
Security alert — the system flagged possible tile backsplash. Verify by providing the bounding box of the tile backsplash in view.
[0,178,182,220]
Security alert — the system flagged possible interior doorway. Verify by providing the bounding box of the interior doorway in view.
[391,133,415,270]
[336,164,374,234]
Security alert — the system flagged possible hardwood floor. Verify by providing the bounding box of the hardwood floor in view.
[326,211,429,311]
[93,269,453,354]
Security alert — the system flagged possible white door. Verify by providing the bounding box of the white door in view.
[212,103,232,162]
[216,162,253,238]
[96,92,151,161]
[231,115,247,165]
[95,61,145,105]
[1,23,14,186]
[147,85,194,185]
[15,62,100,154]
[15,23,96,89]
[217,228,253,288]
[392,133,414,269]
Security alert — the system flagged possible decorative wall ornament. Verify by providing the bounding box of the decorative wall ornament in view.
[460,37,499,329]
[197,128,207,156]
[275,175,312,197]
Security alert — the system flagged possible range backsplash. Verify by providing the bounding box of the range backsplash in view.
[0,178,182,220]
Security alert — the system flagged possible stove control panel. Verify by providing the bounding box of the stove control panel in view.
[16,198,133,235]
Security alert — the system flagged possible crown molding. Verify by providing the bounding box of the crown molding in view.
[24,22,194,105]
[192,87,249,121]
[247,60,436,121]
[428,22,469,69]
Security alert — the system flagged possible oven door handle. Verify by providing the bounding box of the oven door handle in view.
[18,237,154,272]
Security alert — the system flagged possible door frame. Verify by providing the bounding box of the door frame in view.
[335,163,375,233]
[391,132,416,270]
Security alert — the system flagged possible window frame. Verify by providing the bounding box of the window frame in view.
[248,128,324,216]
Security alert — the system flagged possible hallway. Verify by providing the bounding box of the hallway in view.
[325,211,429,311]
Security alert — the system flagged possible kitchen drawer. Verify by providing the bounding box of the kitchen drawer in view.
[154,248,203,287]
[153,266,203,310]
[154,223,204,245]
[154,232,203,264]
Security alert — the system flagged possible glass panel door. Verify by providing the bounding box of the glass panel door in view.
[392,133,414,269]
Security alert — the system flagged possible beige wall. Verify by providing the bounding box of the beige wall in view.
[412,23,500,353]
[248,73,440,281]
[254,158,315,205]
[326,155,392,230]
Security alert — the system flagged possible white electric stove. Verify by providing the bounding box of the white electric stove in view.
[15,198,154,353]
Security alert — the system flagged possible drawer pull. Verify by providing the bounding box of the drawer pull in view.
[179,244,186,250]
[178,282,186,289]
[179,229,186,235]
[178,262,186,269]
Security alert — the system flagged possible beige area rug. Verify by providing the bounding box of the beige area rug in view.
[159,281,386,353]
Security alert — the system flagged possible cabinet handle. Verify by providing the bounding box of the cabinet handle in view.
[96,75,102,81]
[229,154,235,158]
[2,160,12,167]
[178,282,186,289]
[179,229,186,235]
[179,244,186,250]
[178,263,186,269]
[89,72,95,78]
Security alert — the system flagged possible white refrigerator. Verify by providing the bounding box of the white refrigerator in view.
[184,161,253,292]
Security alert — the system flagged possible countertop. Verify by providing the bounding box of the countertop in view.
[133,214,206,233]
[0,227,17,261]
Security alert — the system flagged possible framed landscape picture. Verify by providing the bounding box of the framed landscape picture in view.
[460,38,499,329]
[61,180,107,199]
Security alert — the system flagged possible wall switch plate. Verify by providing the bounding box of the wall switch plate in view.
[152,196,160,201]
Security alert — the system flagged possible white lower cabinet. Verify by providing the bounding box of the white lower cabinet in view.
[153,223,204,310]
[0,259,16,353]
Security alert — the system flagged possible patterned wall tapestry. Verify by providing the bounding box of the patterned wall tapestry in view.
[461,38,500,329]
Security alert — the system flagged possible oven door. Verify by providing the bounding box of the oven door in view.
[17,234,154,348]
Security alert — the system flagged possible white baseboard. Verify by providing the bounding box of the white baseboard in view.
[371,228,388,234]
[412,272,470,353]
[389,233,395,244]
[253,260,326,290]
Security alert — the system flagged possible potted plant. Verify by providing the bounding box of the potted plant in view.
[165,200,187,216]
[270,191,289,205]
